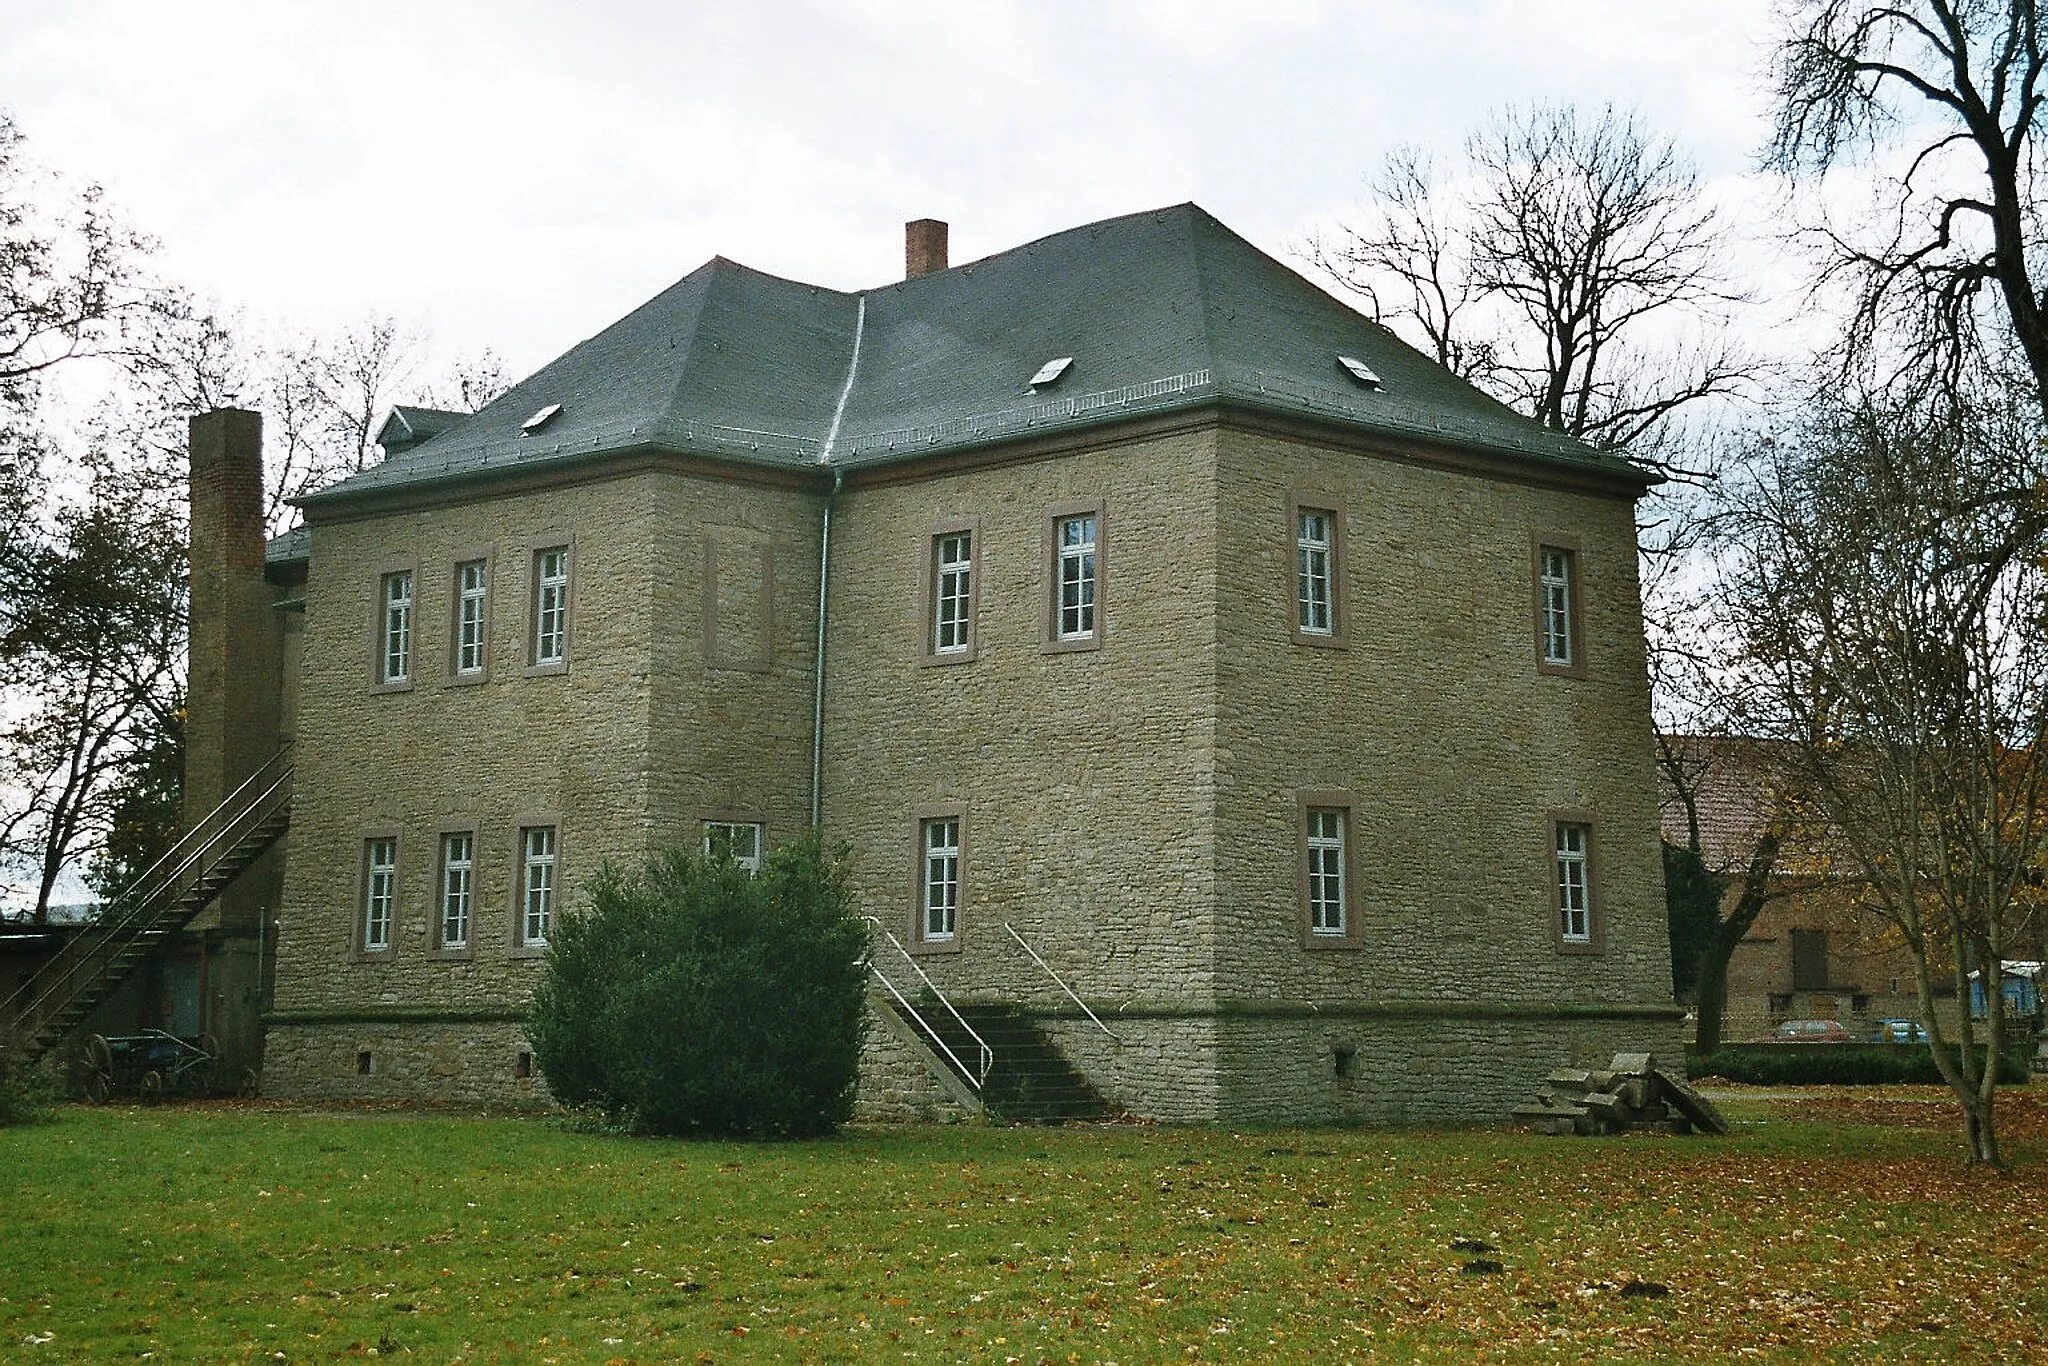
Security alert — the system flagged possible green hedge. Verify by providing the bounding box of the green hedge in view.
[1688,1042,2036,1086]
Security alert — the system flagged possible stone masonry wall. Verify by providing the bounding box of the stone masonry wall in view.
[263,1020,549,1109]
[1213,1012,1687,1127]
[645,470,821,863]
[823,426,1222,1007]
[854,1000,977,1124]
[272,471,670,1026]
[1211,426,1675,1014]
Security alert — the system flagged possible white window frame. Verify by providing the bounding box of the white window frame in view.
[520,826,556,947]
[455,558,488,676]
[922,817,959,942]
[1056,513,1097,641]
[1556,821,1591,944]
[1540,546,1574,667]
[361,837,397,953]
[1296,509,1333,637]
[933,532,973,655]
[703,820,765,874]
[1306,807,1346,936]
[380,570,414,684]
[439,831,474,951]
[533,545,570,667]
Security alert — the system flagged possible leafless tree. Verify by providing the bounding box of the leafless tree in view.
[1310,104,1756,476]
[1769,0,2047,414]
[1715,378,2048,1164]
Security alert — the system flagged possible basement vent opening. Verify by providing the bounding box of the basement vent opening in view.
[521,402,563,434]
[1336,355,1383,390]
[1029,356,1074,390]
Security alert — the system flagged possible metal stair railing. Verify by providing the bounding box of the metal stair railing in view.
[862,916,992,1089]
[1004,921,1123,1045]
[2,748,294,1062]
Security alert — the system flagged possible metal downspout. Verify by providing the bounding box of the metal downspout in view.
[810,465,843,828]
[811,295,865,829]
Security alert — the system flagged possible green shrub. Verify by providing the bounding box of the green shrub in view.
[1688,1042,2035,1086]
[0,1052,55,1127]
[527,834,869,1138]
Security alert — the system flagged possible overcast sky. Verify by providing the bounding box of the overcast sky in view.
[3,0,1789,381]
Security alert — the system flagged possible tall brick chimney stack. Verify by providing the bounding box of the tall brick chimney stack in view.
[905,218,949,278]
[185,408,281,837]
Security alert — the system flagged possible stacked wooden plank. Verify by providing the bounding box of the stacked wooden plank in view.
[1511,1052,1728,1137]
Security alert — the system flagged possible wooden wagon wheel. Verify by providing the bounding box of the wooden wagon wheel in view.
[237,1067,260,1100]
[82,1070,109,1105]
[84,1034,112,1076]
[139,1070,163,1105]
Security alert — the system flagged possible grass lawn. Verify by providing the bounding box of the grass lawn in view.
[3,1088,2045,1363]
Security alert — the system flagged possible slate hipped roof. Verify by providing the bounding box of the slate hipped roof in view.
[297,204,1650,510]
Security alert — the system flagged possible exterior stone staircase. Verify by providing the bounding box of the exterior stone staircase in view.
[889,999,1113,1123]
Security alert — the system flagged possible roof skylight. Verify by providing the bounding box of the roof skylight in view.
[1029,356,1074,389]
[1337,355,1383,390]
[521,403,563,434]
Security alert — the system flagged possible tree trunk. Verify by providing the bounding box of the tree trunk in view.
[1693,830,1782,1054]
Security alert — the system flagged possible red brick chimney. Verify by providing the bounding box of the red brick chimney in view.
[186,408,282,832]
[905,218,949,278]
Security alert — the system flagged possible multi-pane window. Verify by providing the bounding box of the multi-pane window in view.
[380,570,414,684]
[439,831,474,950]
[703,820,765,873]
[1539,546,1575,667]
[1306,808,1346,936]
[533,546,570,666]
[455,559,488,675]
[361,837,397,952]
[1296,510,1333,636]
[933,532,973,654]
[921,817,960,941]
[1555,822,1591,943]
[521,826,556,947]
[1056,514,1097,640]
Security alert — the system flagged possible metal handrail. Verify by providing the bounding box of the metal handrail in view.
[1004,922,1123,1045]
[861,916,992,1087]
[2,749,294,1039]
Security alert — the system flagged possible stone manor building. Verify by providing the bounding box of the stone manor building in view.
[194,204,1678,1122]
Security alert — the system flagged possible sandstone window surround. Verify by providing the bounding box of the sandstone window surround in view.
[351,830,401,962]
[1043,498,1105,653]
[510,821,559,956]
[1548,811,1603,954]
[1295,791,1361,949]
[703,819,765,873]
[433,824,479,958]
[921,517,981,665]
[910,807,965,954]
[368,560,419,692]
[1532,535,1586,678]
[448,550,494,685]
[527,537,575,675]
[1287,492,1348,648]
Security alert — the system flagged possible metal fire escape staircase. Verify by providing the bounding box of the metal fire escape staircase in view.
[2,750,293,1066]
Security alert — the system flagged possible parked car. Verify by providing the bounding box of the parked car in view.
[1773,1018,1851,1043]
[1873,1018,1931,1044]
